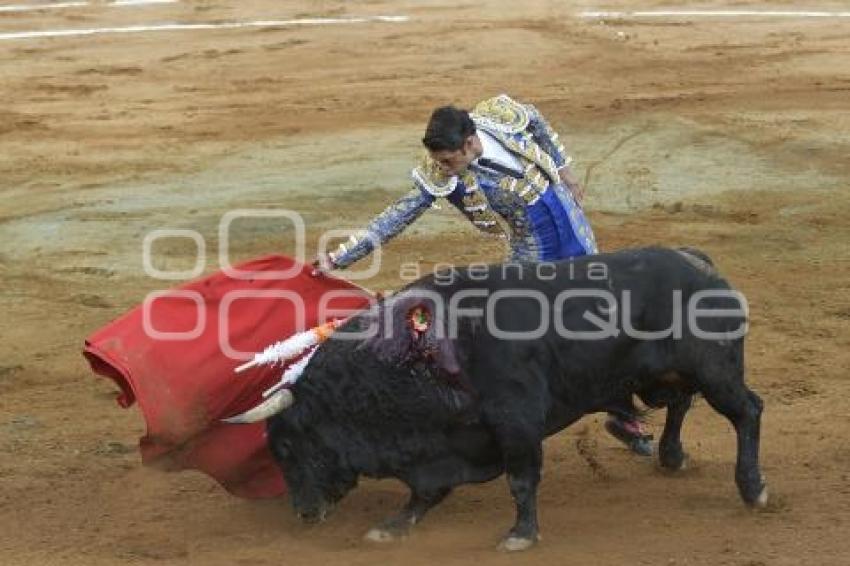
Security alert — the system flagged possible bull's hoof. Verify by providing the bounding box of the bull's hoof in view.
[739,474,769,509]
[364,526,407,543]
[659,451,689,472]
[753,485,769,509]
[364,515,416,543]
[497,534,540,552]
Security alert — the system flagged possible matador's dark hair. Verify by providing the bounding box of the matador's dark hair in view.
[422,105,476,151]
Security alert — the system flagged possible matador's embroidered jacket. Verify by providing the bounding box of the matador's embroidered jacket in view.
[329,94,598,268]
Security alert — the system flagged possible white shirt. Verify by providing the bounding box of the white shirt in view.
[475,129,524,177]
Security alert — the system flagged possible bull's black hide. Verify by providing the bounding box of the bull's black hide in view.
[266,247,766,551]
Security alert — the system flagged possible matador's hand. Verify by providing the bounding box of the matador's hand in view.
[311,253,335,276]
[558,166,585,205]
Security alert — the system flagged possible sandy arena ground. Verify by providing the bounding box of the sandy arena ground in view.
[1,1,849,564]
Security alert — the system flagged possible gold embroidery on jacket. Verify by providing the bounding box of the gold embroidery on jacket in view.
[458,170,505,236]
[472,94,530,134]
[411,154,458,197]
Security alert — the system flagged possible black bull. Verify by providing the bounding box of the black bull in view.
[265,247,766,551]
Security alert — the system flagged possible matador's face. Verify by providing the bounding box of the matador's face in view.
[429,134,481,177]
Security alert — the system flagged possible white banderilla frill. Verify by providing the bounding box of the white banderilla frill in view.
[222,319,345,424]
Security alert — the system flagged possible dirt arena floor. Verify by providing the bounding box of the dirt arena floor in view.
[1,1,849,564]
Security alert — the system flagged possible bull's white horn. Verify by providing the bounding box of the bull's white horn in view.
[222,389,294,424]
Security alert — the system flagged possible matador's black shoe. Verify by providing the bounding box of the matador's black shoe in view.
[605,416,654,456]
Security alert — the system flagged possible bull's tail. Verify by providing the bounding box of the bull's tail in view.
[675,246,717,275]
[676,246,714,266]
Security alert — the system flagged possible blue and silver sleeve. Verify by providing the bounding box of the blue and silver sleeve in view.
[329,188,435,269]
[525,103,571,170]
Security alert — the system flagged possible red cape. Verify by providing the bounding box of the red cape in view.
[83,255,372,498]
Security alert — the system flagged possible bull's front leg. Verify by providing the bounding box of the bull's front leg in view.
[499,439,543,552]
[482,379,547,552]
[365,455,505,543]
[365,487,451,542]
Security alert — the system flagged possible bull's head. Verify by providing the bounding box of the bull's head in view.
[224,391,358,523]
[222,385,358,523]
[267,417,358,524]
[223,295,468,523]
